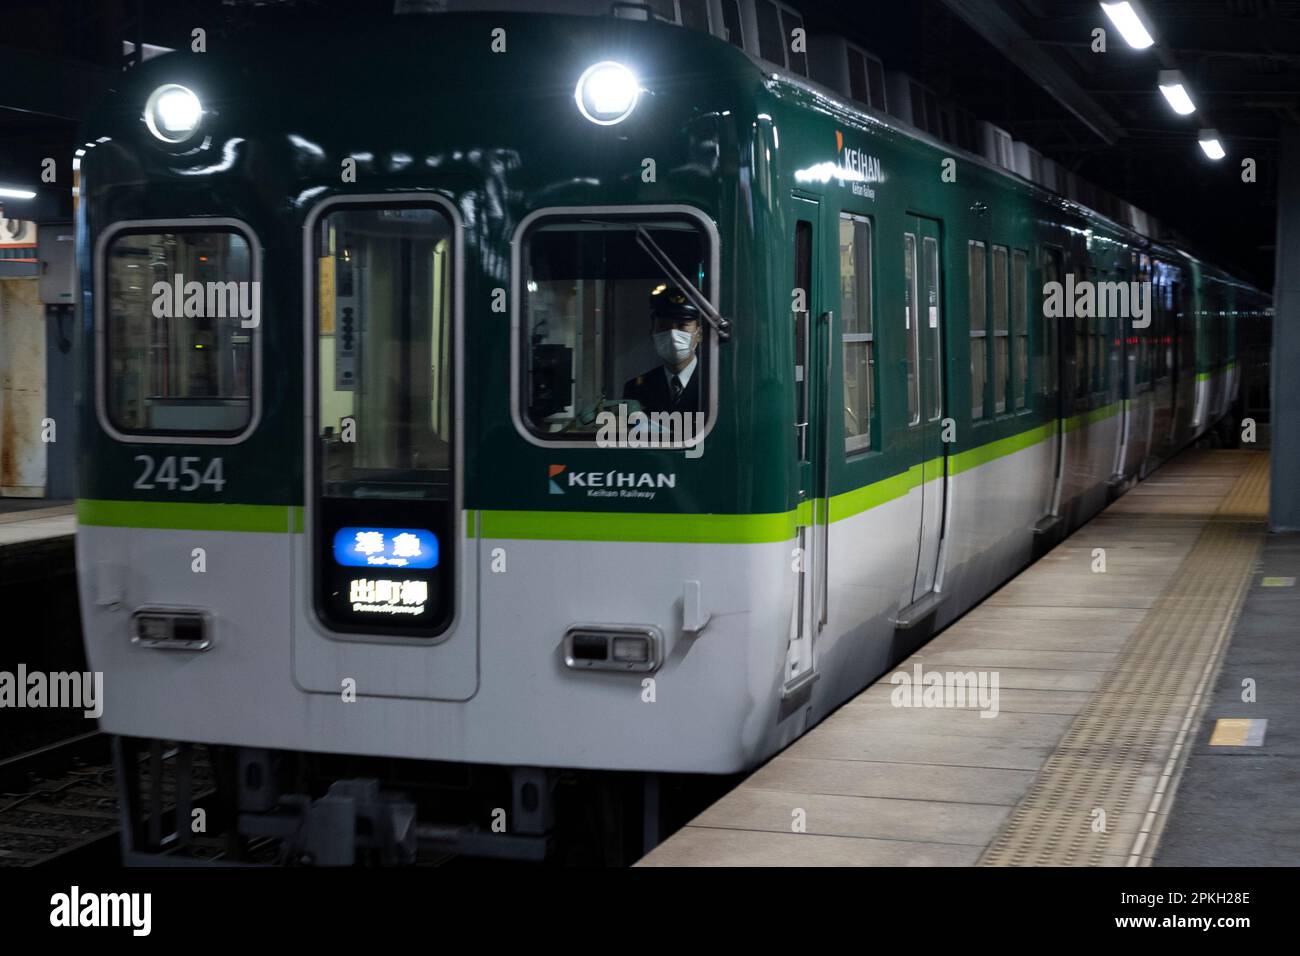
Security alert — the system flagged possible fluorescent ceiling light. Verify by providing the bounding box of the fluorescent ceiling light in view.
[1158,70,1196,115]
[1198,129,1226,160]
[0,186,37,200]
[1100,2,1155,50]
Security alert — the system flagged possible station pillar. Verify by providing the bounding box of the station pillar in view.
[1271,124,1300,531]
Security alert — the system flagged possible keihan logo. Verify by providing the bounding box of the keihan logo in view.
[548,464,566,495]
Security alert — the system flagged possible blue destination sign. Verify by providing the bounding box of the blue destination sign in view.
[332,527,439,569]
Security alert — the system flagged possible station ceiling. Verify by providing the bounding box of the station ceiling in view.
[801,0,1300,289]
[0,0,1295,288]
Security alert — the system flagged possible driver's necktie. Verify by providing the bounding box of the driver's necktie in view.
[670,377,683,405]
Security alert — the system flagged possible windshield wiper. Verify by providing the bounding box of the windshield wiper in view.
[633,225,731,342]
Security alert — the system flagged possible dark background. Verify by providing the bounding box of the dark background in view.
[0,0,1293,287]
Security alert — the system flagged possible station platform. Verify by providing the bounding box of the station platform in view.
[0,500,74,545]
[0,501,75,586]
[641,449,1277,867]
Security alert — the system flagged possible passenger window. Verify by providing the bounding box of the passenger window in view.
[1012,249,1028,409]
[992,245,1009,414]
[904,234,920,426]
[840,214,874,453]
[102,226,256,437]
[969,241,987,420]
[520,214,712,442]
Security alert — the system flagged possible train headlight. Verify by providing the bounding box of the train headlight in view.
[143,84,203,143]
[574,61,640,126]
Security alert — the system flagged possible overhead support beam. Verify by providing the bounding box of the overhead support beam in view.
[0,46,116,122]
[937,0,1125,144]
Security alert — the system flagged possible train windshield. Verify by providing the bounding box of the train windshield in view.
[315,205,453,499]
[520,214,712,441]
[102,227,256,436]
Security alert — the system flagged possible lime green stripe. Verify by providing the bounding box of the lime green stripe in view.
[478,508,796,544]
[1195,363,1234,382]
[78,407,1123,543]
[828,463,921,522]
[77,499,299,533]
[1064,400,1121,433]
[951,423,1055,475]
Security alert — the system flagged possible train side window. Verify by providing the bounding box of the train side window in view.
[968,241,987,420]
[903,233,920,426]
[991,245,1009,414]
[922,236,942,422]
[1076,268,1090,401]
[1041,247,1062,398]
[794,219,813,461]
[519,213,714,444]
[1096,278,1111,393]
[1012,249,1028,409]
[840,214,874,454]
[101,224,257,439]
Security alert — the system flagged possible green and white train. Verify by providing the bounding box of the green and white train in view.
[75,7,1267,861]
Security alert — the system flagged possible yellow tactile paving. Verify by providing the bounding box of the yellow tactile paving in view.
[980,450,1268,866]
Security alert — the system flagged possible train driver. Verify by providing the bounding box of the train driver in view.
[622,285,703,415]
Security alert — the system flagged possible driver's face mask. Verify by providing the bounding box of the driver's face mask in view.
[654,328,696,365]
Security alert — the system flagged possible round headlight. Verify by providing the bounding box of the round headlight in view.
[143,84,203,143]
[575,62,640,126]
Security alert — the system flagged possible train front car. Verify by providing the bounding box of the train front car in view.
[76,14,796,862]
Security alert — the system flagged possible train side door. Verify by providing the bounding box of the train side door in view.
[786,196,829,696]
[1037,246,1067,530]
[908,216,947,605]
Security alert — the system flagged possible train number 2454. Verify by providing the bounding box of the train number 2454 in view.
[133,455,227,492]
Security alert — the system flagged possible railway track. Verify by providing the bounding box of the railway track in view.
[0,734,217,866]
